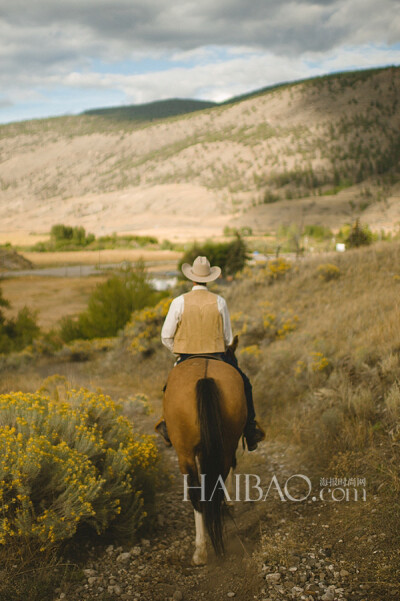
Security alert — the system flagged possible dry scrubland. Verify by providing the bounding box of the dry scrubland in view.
[229,242,400,597]
[0,67,400,240]
[1,242,400,599]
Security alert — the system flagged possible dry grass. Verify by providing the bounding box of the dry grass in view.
[0,540,74,601]
[0,275,107,328]
[221,242,400,495]
[222,242,400,595]
[22,248,181,267]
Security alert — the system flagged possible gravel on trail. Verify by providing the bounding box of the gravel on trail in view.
[54,442,395,601]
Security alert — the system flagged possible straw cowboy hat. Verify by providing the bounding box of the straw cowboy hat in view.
[181,256,221,283]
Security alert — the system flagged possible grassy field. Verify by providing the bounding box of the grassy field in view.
[0,275,107,328]
[21,248,181,267]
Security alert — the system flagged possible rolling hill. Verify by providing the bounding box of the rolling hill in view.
[0,66,399,242]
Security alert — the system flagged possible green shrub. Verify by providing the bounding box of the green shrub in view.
[50,224,95,247]
[345,219,373,248]
[0,288,40,354]
[32,224,95,251]
[0,287,9,311]
[263,189,280,203]
[59,262,165,341]
[0,387,160,549]
[93,233,158,249]
[33,227,158,252]
[223,225,253,237]
[304,224,333,240]
[179,234,249,277]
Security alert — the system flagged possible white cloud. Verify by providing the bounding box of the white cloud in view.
[305,44,400,72]
[0,0,399,121]
[41,44,400,107]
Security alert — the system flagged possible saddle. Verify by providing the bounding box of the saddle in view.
[178,353,225,363]
[163,354,224,393]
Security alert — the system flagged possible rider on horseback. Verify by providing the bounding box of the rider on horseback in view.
[156,255,265,451]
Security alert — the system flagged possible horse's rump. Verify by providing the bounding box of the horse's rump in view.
[163,357,247,555]
[163,357,246,463]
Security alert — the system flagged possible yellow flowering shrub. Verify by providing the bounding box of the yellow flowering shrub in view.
[126,297,172,356]
[64,337,117,361]
[294,352,331,377]
[317,263,341,281]
[239,345,261,358]
[310,351,330,372]
[261,302,299,341]
[235,258,292,284]
[238,344,262,373]
[231,303,299,349]
[267,258,292,280]
[0,389,160,548]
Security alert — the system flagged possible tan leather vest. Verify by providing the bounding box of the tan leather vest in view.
[173,289,225,354]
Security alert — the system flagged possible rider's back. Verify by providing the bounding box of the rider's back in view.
[173,289,225,354]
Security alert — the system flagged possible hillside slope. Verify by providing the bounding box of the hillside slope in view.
[0,247,33,271]
[0,67,399,239]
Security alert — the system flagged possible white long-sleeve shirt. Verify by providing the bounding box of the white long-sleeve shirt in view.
[161,285,233,353]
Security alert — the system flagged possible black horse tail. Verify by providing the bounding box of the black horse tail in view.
[195,376,225,556]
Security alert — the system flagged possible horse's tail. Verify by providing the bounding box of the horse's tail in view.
[195,376,225,556]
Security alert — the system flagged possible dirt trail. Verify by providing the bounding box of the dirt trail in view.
[59,439,287,601]
[59,428,396,601]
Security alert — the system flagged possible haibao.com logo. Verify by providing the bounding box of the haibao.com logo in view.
[183,473,367,502]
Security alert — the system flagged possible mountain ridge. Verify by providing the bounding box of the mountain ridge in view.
[79,65,398,125]
[82,98,217,122]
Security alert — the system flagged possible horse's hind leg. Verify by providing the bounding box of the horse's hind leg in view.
[179,455,208,565]
[191,456,207,565]
[193,509,207,566]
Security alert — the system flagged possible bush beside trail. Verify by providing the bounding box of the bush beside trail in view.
[0,386,160,549]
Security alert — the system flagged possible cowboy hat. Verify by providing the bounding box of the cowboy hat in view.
[181,256,221,282]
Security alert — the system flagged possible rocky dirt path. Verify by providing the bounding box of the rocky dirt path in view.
[54,433,395,601]
[56,442,269,601]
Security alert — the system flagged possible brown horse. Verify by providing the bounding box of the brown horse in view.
[163,353,247,565]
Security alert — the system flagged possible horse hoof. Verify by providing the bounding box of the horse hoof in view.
[192,548,207,566]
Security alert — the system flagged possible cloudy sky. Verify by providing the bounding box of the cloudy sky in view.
[1,0,400,124]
